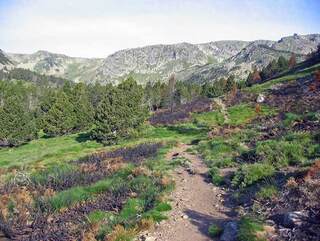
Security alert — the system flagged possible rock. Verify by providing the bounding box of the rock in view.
[186,167,196,175]
[182,215,188,219]
[256,94,265,103]
[282,211,308,228]
[221,221,238,241]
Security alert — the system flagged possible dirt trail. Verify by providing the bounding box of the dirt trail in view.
[148,143,235,241]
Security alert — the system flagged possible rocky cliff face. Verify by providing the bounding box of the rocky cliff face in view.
[2,33,320,84]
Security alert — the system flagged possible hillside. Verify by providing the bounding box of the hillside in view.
[2,34,320,84]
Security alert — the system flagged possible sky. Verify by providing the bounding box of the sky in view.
[0,0,319,58]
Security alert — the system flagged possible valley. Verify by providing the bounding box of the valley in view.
[0,48,319,240]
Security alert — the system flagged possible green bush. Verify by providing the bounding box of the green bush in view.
[238,216,265,241]
[256,132,319,167]
[208,224,223,238]
[209,167,224,185]
[232,163,275,188]
[256,185,278,200]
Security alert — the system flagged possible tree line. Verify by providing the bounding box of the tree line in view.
[1,51,311,147]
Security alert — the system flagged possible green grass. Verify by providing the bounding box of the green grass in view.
[256,132,320,167]
[256,185,278,200]
[227,104,276,126]
[194,104,276,128]
[0,132,102,170]
[48,167,133,210]
[232,163,275,188]
[208,224,223,238]
[193,111,225,127]
[246,62,320,94]
[209,167,224,185]
[0,124,206,176]
[238,216,265,241]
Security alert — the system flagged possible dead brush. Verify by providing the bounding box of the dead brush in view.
[106,225,137,241]
[131,166,151,177]
[101,157,124,173]
[160,176,173,187]
[304,160,320,180]
[137,218,154,232]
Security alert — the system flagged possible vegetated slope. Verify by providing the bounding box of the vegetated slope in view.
[3,34,320,84]
[7,50,103,83]
[178,34,320,84]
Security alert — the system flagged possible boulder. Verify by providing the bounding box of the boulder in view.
[282,211,308,228]
[256,94,265,103]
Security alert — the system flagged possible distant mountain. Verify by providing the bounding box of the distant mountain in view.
[1,33,320,84]
[0,49,13,68]
[7,51,103,83]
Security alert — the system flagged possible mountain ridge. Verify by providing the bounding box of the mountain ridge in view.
[2,33,320,84]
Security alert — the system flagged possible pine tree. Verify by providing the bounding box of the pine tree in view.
[277,56,289,71]
[42,91,76,137]
[70,83,94,131]
[0,96,37,146]
[92,77,147,144]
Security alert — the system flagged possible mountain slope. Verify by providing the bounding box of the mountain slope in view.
[8,51,103,83]
[3,33,320,84]
[0,49,13,69]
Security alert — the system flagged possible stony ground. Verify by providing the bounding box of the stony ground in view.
[141,143,236,241]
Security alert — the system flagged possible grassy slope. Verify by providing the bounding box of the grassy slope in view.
[0,124,206,171]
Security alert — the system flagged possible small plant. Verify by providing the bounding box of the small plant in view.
[256,185,278,200]
[208,224,223,238]
[108,225,137,241]
[232,163,275,188]
[209,167,224,185]
[238,216,265,241]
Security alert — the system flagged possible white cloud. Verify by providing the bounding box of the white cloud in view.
[0,0,316,57]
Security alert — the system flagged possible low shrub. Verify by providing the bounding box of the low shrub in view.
[232,163,275,188]
[256,185,278,200]
[256,132,319,167]
[238,216,265,241]
[208,224,223,238]
[209,167,224,185]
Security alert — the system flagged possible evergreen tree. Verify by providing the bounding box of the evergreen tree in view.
[92,77,147,144]
[277,56,289,71]
[42,91,76,137]
[70,83,94,131]
[0,96,38,146]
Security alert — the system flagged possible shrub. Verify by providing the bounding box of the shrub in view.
[208,224,223,238]
[256,133,319,167]
[209,167,224,185]
[238,216,264,241]
[232,163,275,188]
[256,185,278,200]
[108,225,137,241]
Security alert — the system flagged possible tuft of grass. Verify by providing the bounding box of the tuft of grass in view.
[232,163,275,188]
[208,224,223,238]
[238,216,265,241]
[256,185,278,200]
[209,167,224,186]
[108,225,137,241]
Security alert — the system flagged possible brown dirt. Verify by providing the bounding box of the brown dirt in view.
[148,143,235,241]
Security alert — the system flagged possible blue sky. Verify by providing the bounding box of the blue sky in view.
[0,0,319,57]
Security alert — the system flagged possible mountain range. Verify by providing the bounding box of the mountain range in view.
[1,33,320,84]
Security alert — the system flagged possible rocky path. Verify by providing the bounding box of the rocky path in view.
[144,143,235,241]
